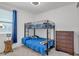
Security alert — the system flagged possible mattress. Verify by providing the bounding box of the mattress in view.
[22,37,55,55]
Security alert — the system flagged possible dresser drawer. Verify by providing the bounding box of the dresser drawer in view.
[56,31,73,36]
[56,39,73,44]
[56,42,73,49]
[56,31,74,55]
[56,36,73,40]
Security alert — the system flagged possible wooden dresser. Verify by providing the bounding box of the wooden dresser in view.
[56,31,74,55]
[4,40,13,54]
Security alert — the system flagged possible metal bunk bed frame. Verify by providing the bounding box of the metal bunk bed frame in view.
[24,20,55,55]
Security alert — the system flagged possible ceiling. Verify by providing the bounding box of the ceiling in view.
[0,2,74,14]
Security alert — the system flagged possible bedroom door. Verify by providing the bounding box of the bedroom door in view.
[56,31,74,55]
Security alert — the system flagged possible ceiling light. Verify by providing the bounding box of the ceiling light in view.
[31,2,40,6]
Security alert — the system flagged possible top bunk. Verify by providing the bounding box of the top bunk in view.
[25,20,55,29]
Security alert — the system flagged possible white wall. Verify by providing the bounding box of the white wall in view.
[0,34,7,52]
[0,4,34,52]
[33,3,79,54]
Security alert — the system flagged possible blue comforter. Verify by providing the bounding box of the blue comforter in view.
[22,37,55,55]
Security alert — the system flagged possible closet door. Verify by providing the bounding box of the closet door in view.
[56,31,74,55]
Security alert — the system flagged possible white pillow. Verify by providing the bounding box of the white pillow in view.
[40,40,47,45]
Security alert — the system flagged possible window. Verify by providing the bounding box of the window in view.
[0,9,12,34]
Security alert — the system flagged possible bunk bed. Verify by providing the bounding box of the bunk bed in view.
[22,20,55,55]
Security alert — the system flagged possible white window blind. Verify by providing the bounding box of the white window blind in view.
[0,9,12,34]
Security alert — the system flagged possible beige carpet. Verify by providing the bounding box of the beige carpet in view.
[0,45,71,56]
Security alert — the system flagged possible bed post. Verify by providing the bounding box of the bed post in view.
[28,29,29,36]
[24,23,29,37]
[24,23,26,37]
[34,28,35,36]
[53,25,55,47]
[47,20,49,55]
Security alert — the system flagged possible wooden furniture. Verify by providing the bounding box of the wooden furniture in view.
[4,40,13,54]
[56,31,74,55]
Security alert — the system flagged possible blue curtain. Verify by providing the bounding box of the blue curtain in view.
[12,10,17,43]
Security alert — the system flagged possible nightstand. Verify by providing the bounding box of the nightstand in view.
[4,40,13,54]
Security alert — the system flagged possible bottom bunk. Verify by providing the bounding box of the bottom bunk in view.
[22,36,55,55]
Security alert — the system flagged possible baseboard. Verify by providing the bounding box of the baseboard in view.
[74,52,79,56]
[74,53,79,56]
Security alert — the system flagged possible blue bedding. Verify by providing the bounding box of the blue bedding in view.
[22,37,55,55]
